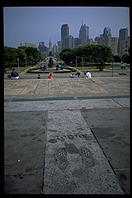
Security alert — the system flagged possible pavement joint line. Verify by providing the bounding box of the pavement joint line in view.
[112,98,126,108]
[34,80,40,95]
[4,95,130,102]
[90,78,112,94]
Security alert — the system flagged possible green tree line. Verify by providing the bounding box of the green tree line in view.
[4,46,44,70]
[59,44,130,71]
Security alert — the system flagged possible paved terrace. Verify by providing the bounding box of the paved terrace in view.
[4,76,130,100]
[4,75,130,194]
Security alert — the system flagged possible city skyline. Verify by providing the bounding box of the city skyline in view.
[4,7,130,48]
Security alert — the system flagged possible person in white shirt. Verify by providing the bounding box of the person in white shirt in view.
[85,71,92,78]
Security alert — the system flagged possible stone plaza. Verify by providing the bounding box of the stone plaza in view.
[4,74,130,194]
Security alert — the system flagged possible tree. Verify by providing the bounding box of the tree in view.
[113,55,121,63]
[122,47,130,64]
[59,49,74,65]
[72,46,83,64]
[93,45,114,71]
[122,54,130,64]
[16,48,27,66]
[4,46,43,70]
[4,46,17,69]
[59,45,114,71]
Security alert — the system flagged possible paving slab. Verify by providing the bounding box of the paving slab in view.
[81,108,130,128]
[42,110,124,194]
[81,108,130,194]
[4,98,122,112]
[4,111,47,194]
[115,169,130,194]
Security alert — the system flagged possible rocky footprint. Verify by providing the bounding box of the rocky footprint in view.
[79,146,94,168]
[55,147,68,170]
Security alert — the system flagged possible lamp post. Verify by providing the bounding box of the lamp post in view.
[112,62,113,77]
[81,57,83,68]
[76,56,78,68]
[24,57,27,67]
[17,58,19,71]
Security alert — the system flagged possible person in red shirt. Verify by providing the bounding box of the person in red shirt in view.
[48,73,53,79]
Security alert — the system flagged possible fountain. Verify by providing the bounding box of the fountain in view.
[27,56,79,74]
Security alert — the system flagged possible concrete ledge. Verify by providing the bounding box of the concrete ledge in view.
[4,95,130,102]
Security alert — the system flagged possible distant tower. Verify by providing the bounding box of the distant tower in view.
[103,27,111,36]
[38,41,48,54]
[118,28,128,55]
[79,24,89,45]
[48,40,53,56]
[61,24,69,49]
[119,28,128,40]
[49,40,52,49]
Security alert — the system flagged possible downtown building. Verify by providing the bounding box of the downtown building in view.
[60,24,130,57]
[95,27,118,55]
[38,41,48,55]
[20,42,37,48]
[53,43,58,55]
[74,37,81,47]
[118,28,130,57]
[61,23,89,50]
[64,35,74,49]
[79,24,89,45]
[48,40,53,55]
[57,41,62,53]
[61,24,69,49]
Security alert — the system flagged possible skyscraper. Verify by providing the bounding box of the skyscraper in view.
[65,35,74,49]
[49,40,52,49]
[48,40,52,55]
[57,41,62,53]
[118,28,128,55]
[61,24,69,49]
[103,27,111,36]
[74,38,81,48]
[109,37,118,55]
[79,24,89,45]
[119,28,128,40]
[95,28,118,55]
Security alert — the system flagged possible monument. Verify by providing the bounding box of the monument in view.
[48,57,54,67]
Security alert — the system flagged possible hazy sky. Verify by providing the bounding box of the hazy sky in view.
[4,6,130,48]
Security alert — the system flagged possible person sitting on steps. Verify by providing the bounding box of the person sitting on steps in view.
[48,72,53,79]
[11,68,19,80]
[71,72,81,78]
[85,71,92,78]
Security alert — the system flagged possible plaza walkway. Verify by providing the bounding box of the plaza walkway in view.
[4,75,130,194]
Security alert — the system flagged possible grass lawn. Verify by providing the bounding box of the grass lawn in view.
[71,65,130,73]
[4,66,28,75]
[4,62,44,75]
